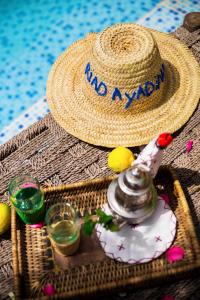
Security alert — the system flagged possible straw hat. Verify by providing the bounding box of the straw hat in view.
[47,23,200,147]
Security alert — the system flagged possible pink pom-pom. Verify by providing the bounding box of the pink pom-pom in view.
[42,283,56,296]
[160,194,170,204]
[157,133,173,149]
[30,222,44,229]
[162,296,175,300]
[186,140,193,153]
[166,246,185,263]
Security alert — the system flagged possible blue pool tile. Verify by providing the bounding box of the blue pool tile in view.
[138,5,185,32]
[0,97,49,144]
[0,57,47,129]
[164,0,200,11]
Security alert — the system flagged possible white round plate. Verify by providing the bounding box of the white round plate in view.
[96,198,176,264]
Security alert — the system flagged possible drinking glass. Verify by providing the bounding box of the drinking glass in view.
[45,203,80,256]
[9,174,45,224]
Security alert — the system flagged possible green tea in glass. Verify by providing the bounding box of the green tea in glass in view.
[9,174,45,224]
[45,203,80,256]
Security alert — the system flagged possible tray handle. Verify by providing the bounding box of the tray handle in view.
[11,207,21,300]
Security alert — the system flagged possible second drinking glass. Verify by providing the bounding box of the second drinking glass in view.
[45,203,80,256]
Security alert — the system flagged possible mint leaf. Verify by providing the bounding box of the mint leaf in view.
[83,209,120,236]
[96,208,113,225]
[96,208,105,218]
[83,219,96,236]
[83,213,90,222]
[107,222,119,232]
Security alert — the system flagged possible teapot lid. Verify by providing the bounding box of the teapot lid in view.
[118,163,152,196]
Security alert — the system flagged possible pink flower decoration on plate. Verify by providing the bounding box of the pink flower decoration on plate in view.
[42,283,56,296]
[160,194,170,204]
[30,222,44,229]
[162,296,175,300]
[186,140,193,153]
[166,246,185,263]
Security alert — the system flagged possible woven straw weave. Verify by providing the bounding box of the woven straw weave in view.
[0,26,200,299]
[47,24,200,147]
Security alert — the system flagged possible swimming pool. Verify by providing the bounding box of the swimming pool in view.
[0,0,199,144]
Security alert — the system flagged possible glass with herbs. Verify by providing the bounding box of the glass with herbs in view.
[9,174,45,224]
[45,203,80,256]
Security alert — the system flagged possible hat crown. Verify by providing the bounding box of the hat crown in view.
[94,23,160,69]
[84,24,165,112]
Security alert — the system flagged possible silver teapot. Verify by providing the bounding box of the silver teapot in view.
[107,164,157,227]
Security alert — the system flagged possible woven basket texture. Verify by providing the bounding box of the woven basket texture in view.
[0,26,200,299]
[11,167,200,299]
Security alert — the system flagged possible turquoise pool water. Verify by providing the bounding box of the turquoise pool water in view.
[0,0,160,131]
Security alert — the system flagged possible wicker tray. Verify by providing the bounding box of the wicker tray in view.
[12,166,200,299]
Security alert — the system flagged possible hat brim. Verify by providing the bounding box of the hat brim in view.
[47,28,200,147]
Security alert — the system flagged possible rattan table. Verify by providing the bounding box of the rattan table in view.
[0,25,200,300]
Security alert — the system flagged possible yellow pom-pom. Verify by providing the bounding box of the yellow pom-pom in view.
[108,146,135,173]
[0,203,11,235]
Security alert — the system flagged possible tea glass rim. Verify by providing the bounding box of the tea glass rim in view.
[45,202,77,227]
[8,173,40,196]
